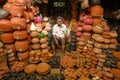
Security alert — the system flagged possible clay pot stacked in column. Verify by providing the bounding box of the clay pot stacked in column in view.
[29,23,41,63]
[0,19,15,52]
[90,5,104,27]
[6,49,17,66]
[71,1,77,20]
[2,0,38,62]
[39,21,52,62]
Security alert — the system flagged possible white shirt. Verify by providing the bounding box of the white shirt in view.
[52,24,67,39]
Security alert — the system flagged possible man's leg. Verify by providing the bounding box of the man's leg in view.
[61,38,66,55]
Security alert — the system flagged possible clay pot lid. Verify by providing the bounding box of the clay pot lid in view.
[24,64,37,73]
[36,63,50,73]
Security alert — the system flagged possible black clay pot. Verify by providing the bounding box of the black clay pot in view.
[117,37,120,43]
[71,35,76,40]
[116,45,120,51]
[71,39,76,43]
[111,64,117,68]
[111,60,117,65]
[70,43,76,46]
[104,61,112,67]
[0,9,9,19]
[117,27,120,36]
[70,31,75,35]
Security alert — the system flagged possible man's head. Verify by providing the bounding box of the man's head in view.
[57,16,64,26]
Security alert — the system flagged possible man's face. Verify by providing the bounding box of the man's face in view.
[57,19,63,26]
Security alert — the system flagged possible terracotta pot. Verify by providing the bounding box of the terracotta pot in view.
[11,17,26,30]
[71,2,77,10]
[27,35,32,44]
[13,30,28,40]
[0,19,12,32]
[8,0,14,3]
[15,40,29,52]
[31,38,39,44]
[13,0,27,6]
[29,12,34,21]
[18,51,29,59]
[93,18,103,26]
[32,44,40,50]
[3,3,12,12]
[90,5,104,17]
[24,11,30,22]
[1,33,14,44]
[5,44,15,52]
[31,6,37,15]
[71,11,77,19]
[10,5,24,17]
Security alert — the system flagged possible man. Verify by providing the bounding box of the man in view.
[52,16,67,55]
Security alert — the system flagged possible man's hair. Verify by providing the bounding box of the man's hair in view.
[57,16,64,21]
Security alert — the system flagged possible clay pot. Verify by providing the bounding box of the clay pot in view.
[11,17,26,30]
[29,12,34,21]
[13,30,28,40]
[15,40,29,52]
[90,5,104,17]
[0,19,12,32]
[1,33,14,44]
[13,0,27,6]
[71,11,77,19]
[3,3,12,12]
[93,18,103,26]
[24,11,30,22]
[10,5,24,17]
[8,0,14,3]
[18,51,29,59]
[5,44,15,52]
[24,64,36,74]
[32,44,40,50]
[36,63,50,75]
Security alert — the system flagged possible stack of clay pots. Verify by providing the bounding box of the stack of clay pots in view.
[71,1,77,20]
[0,0,39,63]
[29,23,41,63]
[6,49,16,66]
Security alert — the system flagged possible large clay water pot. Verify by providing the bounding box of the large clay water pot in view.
[0,19,12,32]
[90,5,104,17]
[13,0,27,6]
[11,17,26,30]
[3,3,12,13]
[10,5,24,17]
